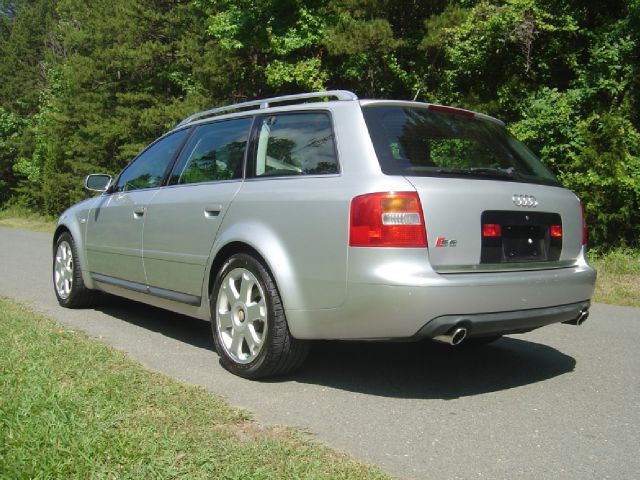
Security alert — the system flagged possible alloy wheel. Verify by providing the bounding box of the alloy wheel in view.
[215,267,268,364]
[54,240,74,299]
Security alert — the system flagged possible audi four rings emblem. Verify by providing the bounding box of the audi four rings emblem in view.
[512,194,538,207]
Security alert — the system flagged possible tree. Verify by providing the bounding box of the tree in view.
[29,0,220,213]
[420,0,639,247]
[0,0,637,248]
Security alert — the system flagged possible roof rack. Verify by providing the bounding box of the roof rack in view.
[176,90,358,127]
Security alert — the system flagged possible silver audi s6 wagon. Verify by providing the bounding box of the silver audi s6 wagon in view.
[52,90,596,378]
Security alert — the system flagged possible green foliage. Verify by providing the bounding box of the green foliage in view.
[421,0,639,248]
[324,15,405,95]
[202,0,330,95]
[24,0,222,214]
[0,0,57,115]
[420,0,580,115]
[0,0,638,248]
[589,248,640,306]
[0,204,56,232]
[508,3,640,248]
[323,1,431,97]
[0,108,26,203]
[567,112,640,247]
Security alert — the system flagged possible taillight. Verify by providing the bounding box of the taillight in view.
[482,223,502,237]
[550,225,563,238]
[349,192,427,247]
[580,201,587,245]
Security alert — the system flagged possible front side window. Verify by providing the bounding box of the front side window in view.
[253,112,338,177]
[169,117,252,185]
[363,105,559,186]
[114,129,189,192]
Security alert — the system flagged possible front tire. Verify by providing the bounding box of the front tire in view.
[53,232,98,308]
[210,253,310,379]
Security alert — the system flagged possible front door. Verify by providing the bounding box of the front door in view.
[86,128,190,285]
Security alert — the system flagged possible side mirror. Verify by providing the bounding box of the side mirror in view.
[84,174,112,192]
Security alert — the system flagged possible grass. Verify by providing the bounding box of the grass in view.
[0,205,56,233]
[589,248,640,307]
[0,297,390,480]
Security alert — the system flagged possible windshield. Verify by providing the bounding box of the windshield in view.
[362,105,560,186]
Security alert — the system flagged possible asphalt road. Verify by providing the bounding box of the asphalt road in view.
[1,227,639,479]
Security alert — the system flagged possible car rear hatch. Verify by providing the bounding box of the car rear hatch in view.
[404,177,583,272]
[361,102,585,273]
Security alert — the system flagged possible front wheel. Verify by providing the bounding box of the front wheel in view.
[210,253,310,379]
[53,232,98,308]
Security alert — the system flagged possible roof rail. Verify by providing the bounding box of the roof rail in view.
[176,90,358,127]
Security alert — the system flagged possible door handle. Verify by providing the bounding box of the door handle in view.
[204,204,223,218]
[133,206,146,218]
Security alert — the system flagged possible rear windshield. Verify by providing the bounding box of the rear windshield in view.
[362,105,560,186]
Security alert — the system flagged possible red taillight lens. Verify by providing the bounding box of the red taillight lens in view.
[482,223,502,237]
[580,201,587,245]
[550,225,563,238]
[349,192,427,247]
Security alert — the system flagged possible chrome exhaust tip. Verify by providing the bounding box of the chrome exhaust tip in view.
[575,309,589,325]
[563,309,589,326]
[433,326,468,346]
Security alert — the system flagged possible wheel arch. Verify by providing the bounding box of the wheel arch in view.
[53,220,95,289]
[205,236,311,377]
[53,225,71,252]
[203,223,303,316]
[207,241,265,293]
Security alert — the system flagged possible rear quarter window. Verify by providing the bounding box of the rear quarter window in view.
[252,112,339,177]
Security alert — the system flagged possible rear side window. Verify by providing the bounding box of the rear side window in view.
[169,117,252,185]
[362,105,559,186]
[253,112,338,177]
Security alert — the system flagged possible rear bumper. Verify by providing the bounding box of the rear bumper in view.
[287,250,596,340]
[414,300,590,339]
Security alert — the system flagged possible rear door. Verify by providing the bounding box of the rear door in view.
[142,117,252,300]
[86,129,190,285]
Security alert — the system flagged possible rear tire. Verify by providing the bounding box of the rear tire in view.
[210,253,310,379]
[53,232,98,308]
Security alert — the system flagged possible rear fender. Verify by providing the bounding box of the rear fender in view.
[203,221,300,312]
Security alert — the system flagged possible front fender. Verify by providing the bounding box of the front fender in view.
[55,199,99,290]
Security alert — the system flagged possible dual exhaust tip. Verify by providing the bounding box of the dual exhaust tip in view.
[434,307,589,346]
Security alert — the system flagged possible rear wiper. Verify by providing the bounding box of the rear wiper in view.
[436,167,518,179]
